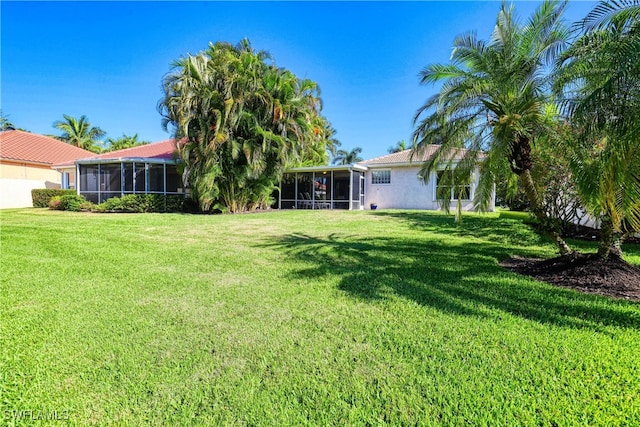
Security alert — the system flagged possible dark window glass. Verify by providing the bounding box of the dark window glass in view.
[100,164,121,193]
[134,163,146,192]
[123,163,134,192]
[333,171,350,201]
[149,164,164,192]
[281,173,296,200]
[314,175,328,200]
[166,165,181,192]
[297,173,313,202]
[80,165,99,192]
[351,171,360,202]
[83,193,99,204]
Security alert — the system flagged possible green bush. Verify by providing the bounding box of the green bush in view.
[96,194,185,213]
[61,194,89,212]
[48,194,91,212]
[48,196,63,210]
[32,189,77,208]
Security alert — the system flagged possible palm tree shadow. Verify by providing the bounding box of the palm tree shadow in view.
[262,230,640,331]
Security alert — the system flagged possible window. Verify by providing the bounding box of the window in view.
[149,164,164,192]
[436,170,471,200]
[371,169,391,184]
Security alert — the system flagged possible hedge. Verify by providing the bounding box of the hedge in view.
[96,194,186,213]
[32,189,77,208]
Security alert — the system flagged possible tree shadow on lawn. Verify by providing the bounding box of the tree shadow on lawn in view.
[371,210,546,248]
[263,228,640,331]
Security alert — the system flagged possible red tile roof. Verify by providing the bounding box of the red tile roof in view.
[51,138,179,168]
[0,130,94,166]
[87,139,178,161]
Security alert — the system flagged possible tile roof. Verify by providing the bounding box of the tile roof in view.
[359,146,470,166]
[87,139,178,161]
[51,138,179,168]
[0,130,94,165]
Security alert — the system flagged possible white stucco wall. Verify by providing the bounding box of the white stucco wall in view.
[364,165,495,212]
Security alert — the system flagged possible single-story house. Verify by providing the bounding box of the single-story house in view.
[0,130,93,209]
[277,146,495,211]
[40,136,493,212]
[52,139,184,204]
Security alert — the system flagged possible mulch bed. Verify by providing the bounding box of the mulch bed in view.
[500,253,640,301]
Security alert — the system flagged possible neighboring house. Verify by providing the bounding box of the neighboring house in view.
[53,139,184,204]
[277,146,495,211]
[0,130,93,209]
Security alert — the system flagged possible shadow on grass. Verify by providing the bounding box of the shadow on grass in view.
[371,210,547,249]
[264,213,640,331]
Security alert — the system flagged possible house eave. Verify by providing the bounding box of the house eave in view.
[284,164,368,173]
[74,157,179,165]
[361,162,422,168]
[1,157,54,167]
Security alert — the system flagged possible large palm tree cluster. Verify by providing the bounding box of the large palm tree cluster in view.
[159,39,336,213]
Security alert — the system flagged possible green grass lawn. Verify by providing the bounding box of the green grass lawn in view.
[2,209,640,426]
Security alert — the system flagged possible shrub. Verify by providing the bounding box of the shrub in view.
[96,194,185,213]
[60,194,89,212]
[32,189,76,208]
[48,194,91,211]
[48,196,63,210]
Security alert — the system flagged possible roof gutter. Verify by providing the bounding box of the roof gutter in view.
[74,157,179,165]
[285,164,368,173]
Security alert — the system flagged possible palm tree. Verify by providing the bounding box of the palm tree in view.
[159,39,332,212]
[332,147,363,165]
[53,114,105,153]
[412,0,573,255]
[104,133,149,152]
[555,0,640,259]
[387,140,408,154]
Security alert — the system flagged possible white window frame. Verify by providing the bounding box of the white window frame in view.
[434,170,472,201]
[371,169,391,185]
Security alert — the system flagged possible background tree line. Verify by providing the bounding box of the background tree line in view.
[1,110,149,153]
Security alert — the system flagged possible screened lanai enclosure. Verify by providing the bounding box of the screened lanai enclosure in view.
[277,165,366,210]
[77,159,184,203]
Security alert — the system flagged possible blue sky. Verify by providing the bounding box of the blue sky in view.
[2,1,596,159]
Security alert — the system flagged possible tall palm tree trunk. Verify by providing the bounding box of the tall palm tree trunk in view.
[519,169,574,256]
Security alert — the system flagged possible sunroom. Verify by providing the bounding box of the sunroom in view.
[277,165,367,210]
[76,159,184,204]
